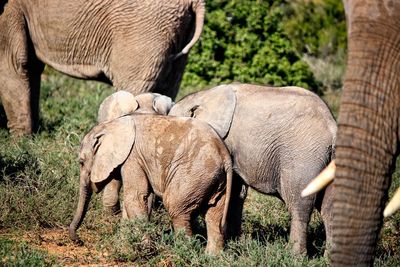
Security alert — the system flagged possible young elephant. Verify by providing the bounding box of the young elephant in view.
[97,91,175,215]
[169,83,337,255]
[69,114,232,254]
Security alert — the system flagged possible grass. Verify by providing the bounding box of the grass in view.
[0,238,57,266]
[0,68,399,266]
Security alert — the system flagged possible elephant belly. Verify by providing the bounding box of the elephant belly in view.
[39,56,108,81]
[233,159,280,195]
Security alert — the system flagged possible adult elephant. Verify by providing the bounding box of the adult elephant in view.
[0,0,204,135]
[305,1,400,266]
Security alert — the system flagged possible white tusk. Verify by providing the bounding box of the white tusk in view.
[301,161,336,197]
[384,187,400,217]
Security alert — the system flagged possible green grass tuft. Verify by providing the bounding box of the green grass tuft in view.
[0,238,57,267]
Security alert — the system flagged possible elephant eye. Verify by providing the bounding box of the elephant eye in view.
[78,158,84,165]
[189,105,200,118]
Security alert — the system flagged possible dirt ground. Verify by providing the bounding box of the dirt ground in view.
[2,228,128,267]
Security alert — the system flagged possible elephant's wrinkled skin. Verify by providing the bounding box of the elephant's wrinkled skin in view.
[169,83,337,254]
[329,1,400,265]
[69,114,232,254]
[0,0,204,135]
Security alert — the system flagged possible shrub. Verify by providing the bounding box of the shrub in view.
[282,0,346,58]
[180,0,320,97]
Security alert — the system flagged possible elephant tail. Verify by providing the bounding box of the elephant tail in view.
[173,0,205,60]
[68,179,93,245]
[220,148,233,236]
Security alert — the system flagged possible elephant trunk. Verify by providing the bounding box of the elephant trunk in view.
[69,173,93,244]
[174,0,205,59]
[331,9,400,265]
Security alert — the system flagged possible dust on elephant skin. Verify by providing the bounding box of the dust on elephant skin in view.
[69,114,233,254]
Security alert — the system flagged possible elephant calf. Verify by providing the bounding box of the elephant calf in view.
[169,83,337,255]
[69,114,233,254]
[96,91,175,215]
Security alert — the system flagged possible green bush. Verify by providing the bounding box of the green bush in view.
[180,0,320,97]
[283,0,347,57]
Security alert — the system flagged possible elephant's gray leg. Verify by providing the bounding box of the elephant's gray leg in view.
[289,209,310,255]
[172,214,193,236]
[27,57,44,133]
[317,183,334,257]
[0,75,31,135]
[121,162,150,221]
[204,193,226,254]
[147,192,155,217]
[102,178,122,215]
[0,12,43,135]
[288,192,315,255]
[281,165,317,255]
[227,173,248,240]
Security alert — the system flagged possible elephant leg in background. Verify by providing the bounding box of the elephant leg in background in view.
[0,14,44,135]
[121,159,150,221]
[107,181,155,218]
[102,178,122,215]
[226,173,248,240]
[147,193,155,217]
[315,183,333,256]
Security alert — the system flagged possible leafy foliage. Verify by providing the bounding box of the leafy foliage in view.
[180,0,320,96]
[282,0,347,92]
[283,0,347,57]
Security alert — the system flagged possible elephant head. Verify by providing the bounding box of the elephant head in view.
[135,93,175,115]
[98,91,174,123]
[169,85,236,138]
[69,116,136,243]
[97,91,138,123]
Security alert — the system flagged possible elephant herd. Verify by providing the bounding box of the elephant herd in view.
[1,0,400,266]
[69,85,336,255]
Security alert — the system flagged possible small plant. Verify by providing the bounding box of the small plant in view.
[0,238,57,267]
[107,219,162,263]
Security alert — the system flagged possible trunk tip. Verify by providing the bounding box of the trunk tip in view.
[68,225,84,246]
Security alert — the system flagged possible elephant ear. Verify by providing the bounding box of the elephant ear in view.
[153,95,175,115]
[98,91,138,123]
[91,116,136,183]
[183,85,236,138]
